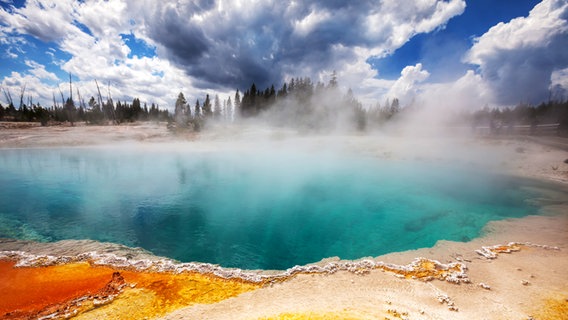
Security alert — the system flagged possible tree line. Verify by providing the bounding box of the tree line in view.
[172,72,372,132]
[0,95,169,125]
[1,73,567,136]
[171,72,568,135]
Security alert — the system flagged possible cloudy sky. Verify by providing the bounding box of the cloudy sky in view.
[1,0,567,110]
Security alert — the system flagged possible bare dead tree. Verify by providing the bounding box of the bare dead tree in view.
[2,87,14,106]
[107,81,117,123]
[95,79,104,109]
[107,81,111,102]
[69,73,73,103]
[76,87,85,109]
[58,85,65,106]
[19,83,26,109]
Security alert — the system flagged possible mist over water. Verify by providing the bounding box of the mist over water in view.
[0,141,541,270]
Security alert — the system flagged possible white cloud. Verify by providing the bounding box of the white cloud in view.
[75,0,131,37]
[331,47,396,105]
[141,0,466,92]
[364,0,466,57]
[0,27,26,58]
[0,0,467,109]
[464,0,568,105]
[24,60,58,81]
[5,46,19,59]
[0,0,199,109]
[0,0,79,43]
[1,71,59,107]
[466,0,568,64]
[384,63,430,105]
[293,9,332,37]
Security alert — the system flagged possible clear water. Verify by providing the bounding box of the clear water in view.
[0,145,539,270]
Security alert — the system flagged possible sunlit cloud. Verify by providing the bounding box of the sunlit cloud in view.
[464,0,568,105]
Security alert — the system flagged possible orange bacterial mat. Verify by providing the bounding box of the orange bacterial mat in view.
[0,260,261,319]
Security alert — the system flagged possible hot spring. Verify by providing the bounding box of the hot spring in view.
[0,142,543,270]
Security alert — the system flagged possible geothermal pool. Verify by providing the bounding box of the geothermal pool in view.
[0,145,541,270]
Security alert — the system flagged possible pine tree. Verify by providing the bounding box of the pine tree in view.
[88,96,98,110]
[174,92,188,125]
[328,70,338,88]
[213,94,221,120]
[249,83,257,114]
[278,83,288,98]
[64,97,76,125]
[234,89,241,118]
[203,94,212,118]
[226,96,233,122]
[195,99,201,117]
[132,97,142,121]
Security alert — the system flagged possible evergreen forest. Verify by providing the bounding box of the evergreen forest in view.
[1,74,567,136]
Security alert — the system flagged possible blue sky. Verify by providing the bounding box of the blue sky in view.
[1,0,567,109]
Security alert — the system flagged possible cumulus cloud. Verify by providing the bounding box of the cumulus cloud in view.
[5,0,567,114]
[384,63,430,105]
[1,71,60,106]
[144,0,466,90]
[0,0,470,109]
[0,0,78,43]
[364,0,466,51]
[24,60,58,81]
[464,0,568,105]
[0,0,204,108]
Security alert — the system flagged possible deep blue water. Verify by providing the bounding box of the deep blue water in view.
[0,145,539,270]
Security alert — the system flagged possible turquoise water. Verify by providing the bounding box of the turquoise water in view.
[0,145,539,270]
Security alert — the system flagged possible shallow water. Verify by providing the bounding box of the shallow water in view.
[0,144,542,270]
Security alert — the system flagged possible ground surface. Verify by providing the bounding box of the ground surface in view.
[0,122,567,319]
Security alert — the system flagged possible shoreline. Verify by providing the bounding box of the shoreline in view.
[1,213,566,319]
[0,123,567,319]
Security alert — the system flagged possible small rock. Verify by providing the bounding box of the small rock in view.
[479,282,491,290]
[521,280,530,286]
